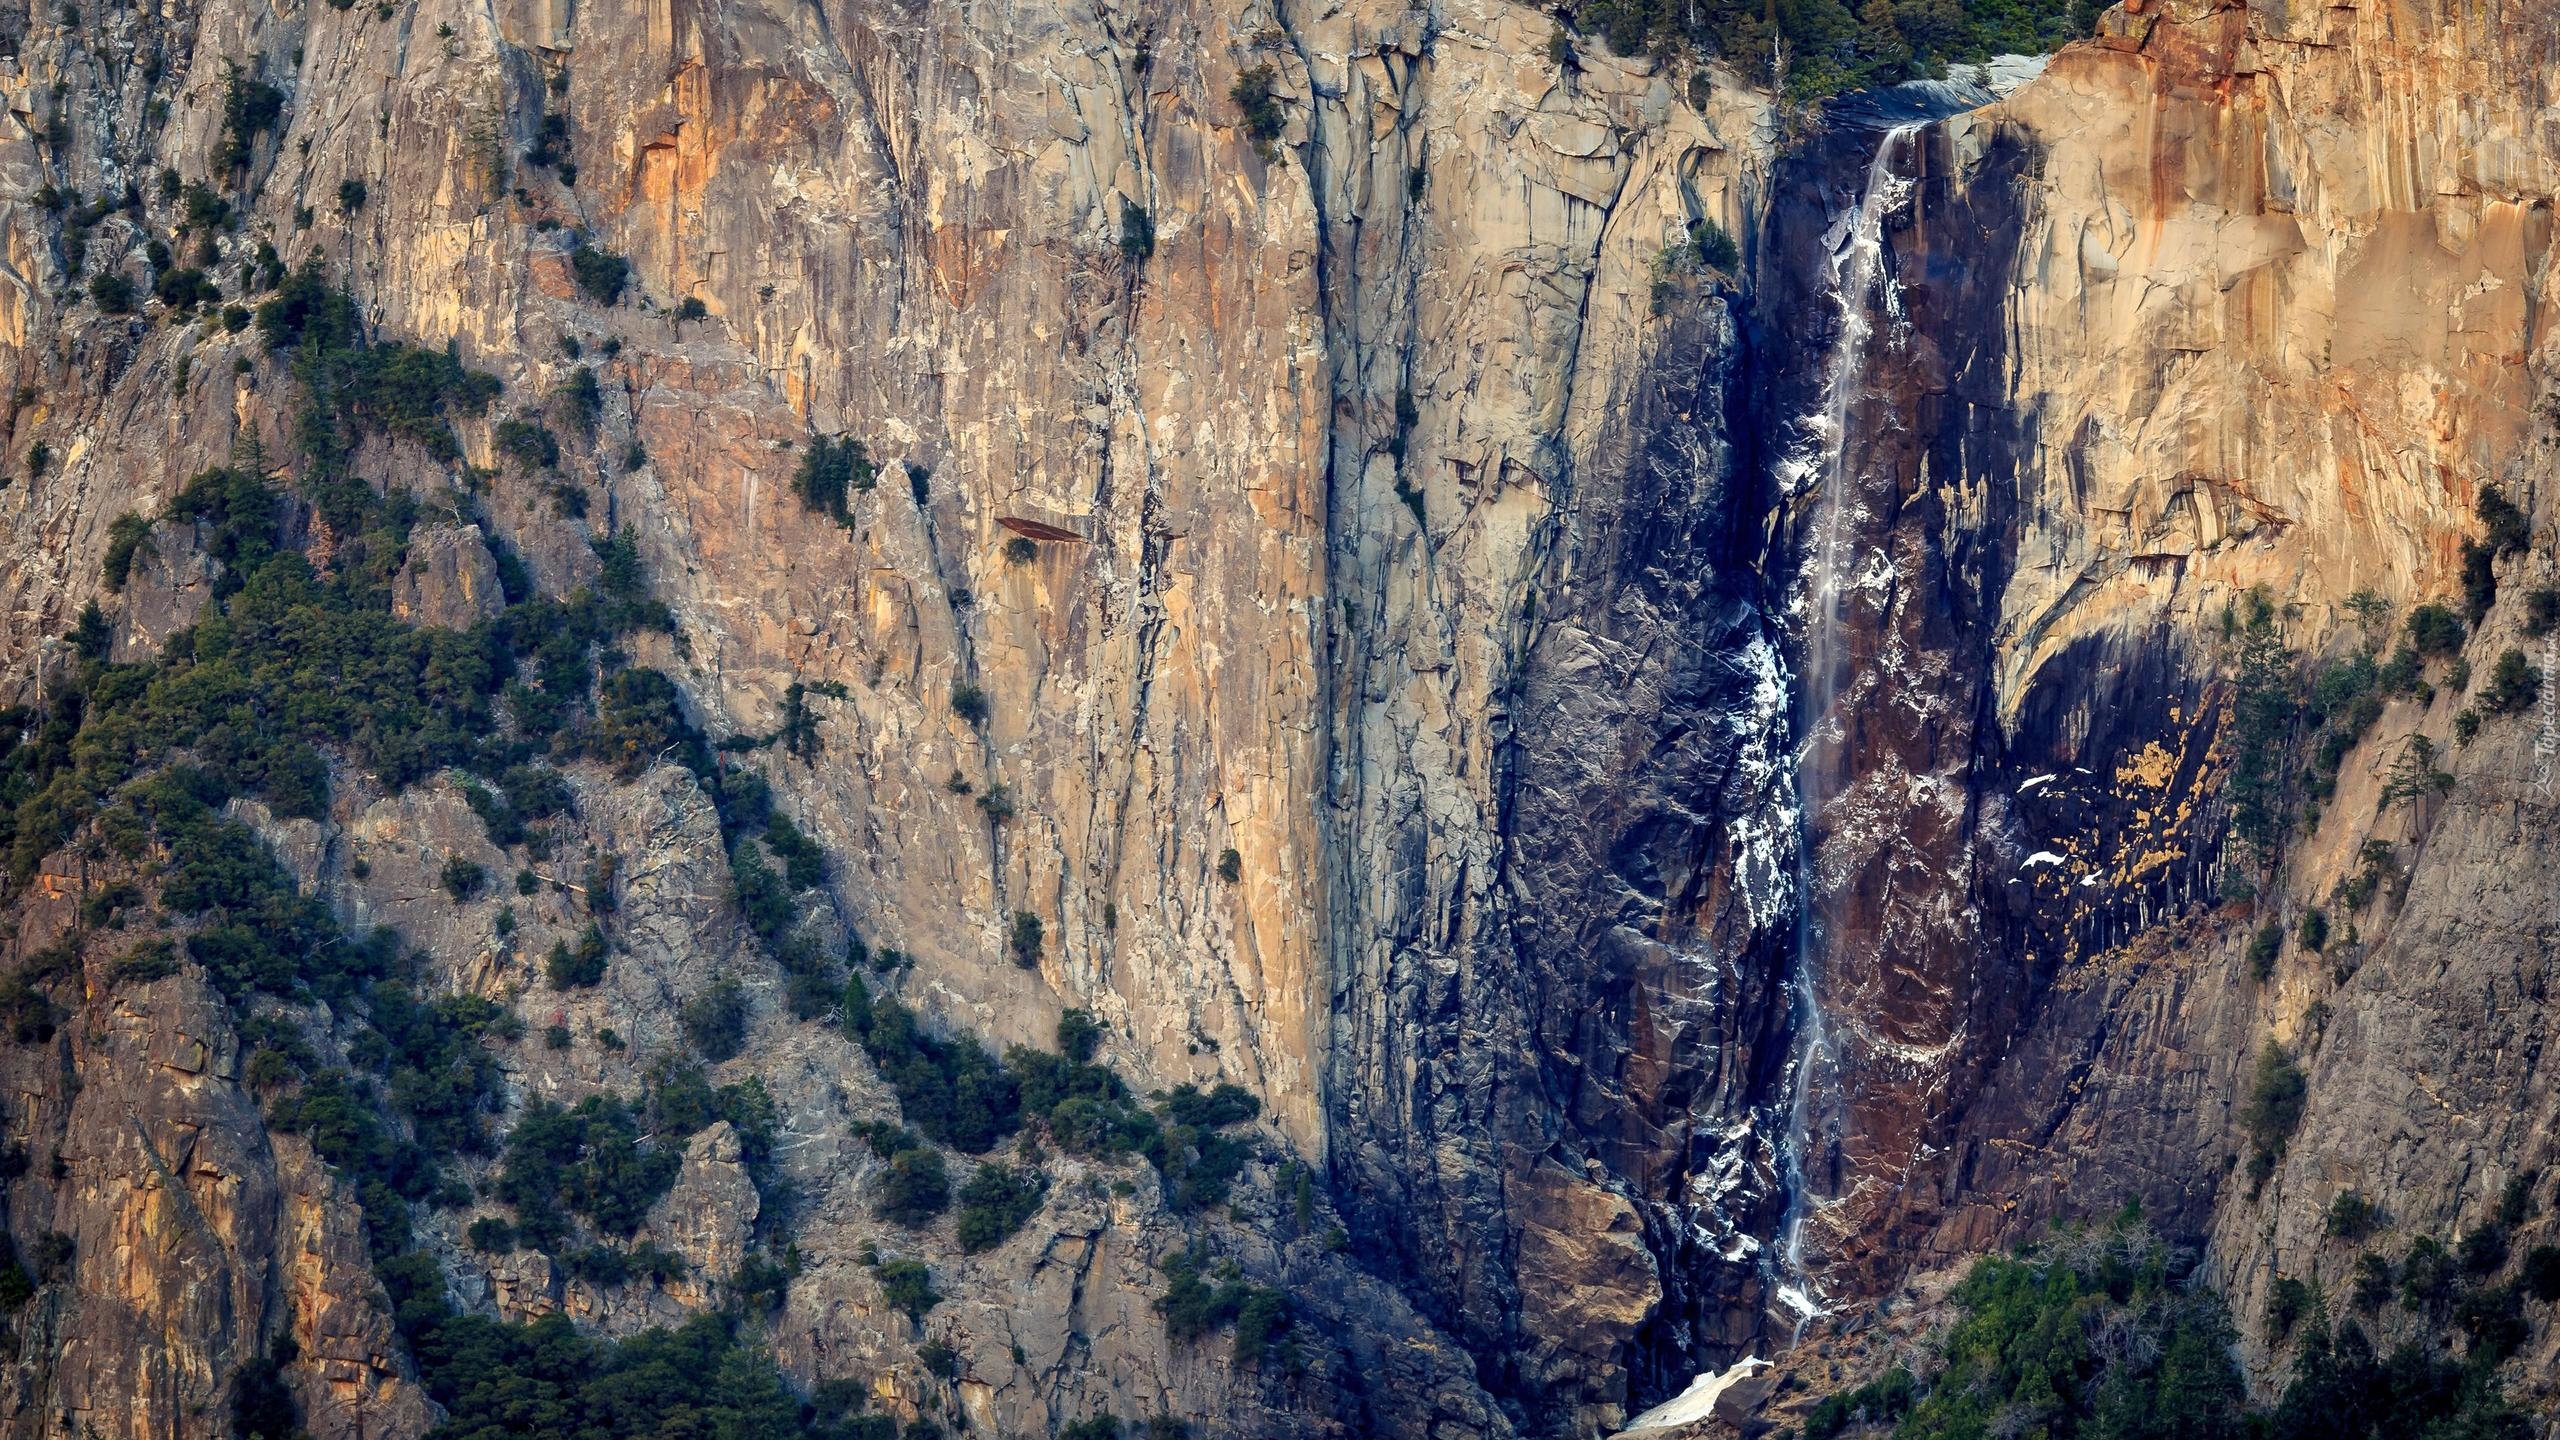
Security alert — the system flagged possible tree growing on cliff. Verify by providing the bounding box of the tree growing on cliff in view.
[791,434,874,524]
[2240,1041,2308,1194]
[1229,65,1286,158]
[570,241,629,305]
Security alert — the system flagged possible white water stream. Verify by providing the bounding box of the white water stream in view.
[1772,122,1921,1324]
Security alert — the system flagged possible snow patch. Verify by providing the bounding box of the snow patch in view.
[1618,1357,1773,1436]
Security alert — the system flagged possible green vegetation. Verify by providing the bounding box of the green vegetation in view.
[496,417,560,472]
[842,996,1264,1215]
[873,1256,940,1321]
[2327,1192,2380,1243]
[218,70,287,170]
[1119,199,1156,263]
[679,974,749,1061]
[2224,591,2299,861]
[791,435,876,524]
[2246,923,2283,982]
[2296,908,2328,955]
[2479,649,2541,716]
[570,242,629,305]
[870,1135,950,1228]
[2460,485,2531,624]
[843,979,1019,1152]
[2523,588,2559,639]
[1157,1247,1295,1367]
[1855,1213,2532,1440]
[1692,218,1741,272]
[1228,66,1286,158]
[1569,0,2101,103]
[555,366,602,439]
[546,925,609,988]
[1802,1369,1916,1440]
[394,1307,870,1440]
[257,263,504,510]
[2239,1041,2308,1194]
[493,1094,683,1250]
[89,272,136,313]
[102,512,152,590]
[953,1161,1047,1252]
[1008,909,1043,967]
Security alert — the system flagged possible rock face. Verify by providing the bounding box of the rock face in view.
[1,0,2559,1433]
[1759,0,2560,1407]
[389,523,507,630]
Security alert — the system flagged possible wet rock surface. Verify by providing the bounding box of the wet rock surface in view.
[0,0,2556,1432]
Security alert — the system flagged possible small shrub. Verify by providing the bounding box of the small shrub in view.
[2456,1280,2528,1361]
[2461,541,2499,623]
[680,975,750,1062]
[2240,1040,2308,1188]
[1231,1287,1295,1366]
[1009,911,1043,968]
[2264,1275,2314,1341]
[2479,647,2541,715]
[495,417,560,472]
[2524,587,2560,638]
[1228,65,1285,155]
[110,940,181,987]
[90,272,137,313]
[1692,218,1740,272]
[1003,535,1039,565]
[2521,1243,2560,1302]
[2296,907,2328,954]
[467,1216,518,1252]
[731,1249,795,1312]
[2350,1250,2394,1311]
[102,512,153,590]
[441,855,486,901]
[874,1143,950,1228]
[673,296,708,321]
[1118,199,1155,263]
[2246,923,2282,981]
[554,366,602,438]
[875,1257,939,1320]
[2458,1223,2509,1276]
[545,925,609,988]
[2400,1235,2455,1313]
[2383,734,2455,807]
[2326,1191,2379,1242]
[790,434,874,523]
[2478,483,2532,553]
[217,72,287,170]
[542,1024,571,1050]
[954,1162,1047,1252]
[338,178,367,213]
[1216,848,1242,883]
[569,243,629,305]
[2407,603,2466,656]
[1058,1009,1103,1063]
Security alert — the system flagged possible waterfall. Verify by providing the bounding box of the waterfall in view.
[1772,122,1921,1324]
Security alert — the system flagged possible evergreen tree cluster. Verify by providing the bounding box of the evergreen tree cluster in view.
[1809,1212,2535,1440]
[1566,0,2105,102]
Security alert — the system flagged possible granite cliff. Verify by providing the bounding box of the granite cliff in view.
[0,0,2555,1435]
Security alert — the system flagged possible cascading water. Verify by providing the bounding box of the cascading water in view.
[1770,121,1921,1326]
